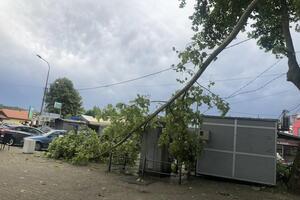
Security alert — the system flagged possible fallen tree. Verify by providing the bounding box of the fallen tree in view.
[101,0,260,154]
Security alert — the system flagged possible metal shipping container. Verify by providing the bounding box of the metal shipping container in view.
[197,116,277,185]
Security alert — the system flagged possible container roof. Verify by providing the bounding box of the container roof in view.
[203,115,278,122]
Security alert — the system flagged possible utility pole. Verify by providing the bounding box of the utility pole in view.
[36,54,50,115]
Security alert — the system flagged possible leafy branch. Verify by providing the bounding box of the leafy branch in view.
[100,0,260,155]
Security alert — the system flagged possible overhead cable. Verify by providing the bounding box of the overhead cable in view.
[77,67,173,91]
[226,73,285,99]
[224,60,282,99]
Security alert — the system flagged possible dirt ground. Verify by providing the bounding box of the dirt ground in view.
[0,147,299,200]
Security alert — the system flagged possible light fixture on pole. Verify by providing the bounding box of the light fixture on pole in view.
[36,54,50,115]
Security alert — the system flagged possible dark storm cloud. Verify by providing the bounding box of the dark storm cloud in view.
[0,0,299,117]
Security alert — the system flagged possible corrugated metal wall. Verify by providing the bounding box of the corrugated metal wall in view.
[197,116,277,185]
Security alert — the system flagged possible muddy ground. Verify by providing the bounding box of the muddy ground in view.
[0,147,298,200]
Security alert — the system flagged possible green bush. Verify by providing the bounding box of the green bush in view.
[277,162,292,184]
[46,96,150,166]
[46,128,103,165]
[99,130,140,167]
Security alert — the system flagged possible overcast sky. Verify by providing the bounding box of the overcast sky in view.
[0,0,299,118]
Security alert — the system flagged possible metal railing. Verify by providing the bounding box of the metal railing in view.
[107,152,195,184]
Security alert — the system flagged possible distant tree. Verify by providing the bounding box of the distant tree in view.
[85,106,101,120]
[45,78,83,117]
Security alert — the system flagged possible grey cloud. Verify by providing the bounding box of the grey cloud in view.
[0,0,299,118]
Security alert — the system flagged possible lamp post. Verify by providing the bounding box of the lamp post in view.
[36,54,50,115]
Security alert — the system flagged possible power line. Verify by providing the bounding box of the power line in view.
[77,67,173,91]
[60,44,296,92]
[211,73,285,82]
[3,61,284,93]
[228,90,290,104]
[140,73,286,88]
[99,71,287,89]
[196,81,216,95]
[288,103,300,112]
[75,38,276,92]
[186,37,251,53]
[225,38,252,49]
[150,81,225,103]
[195,81,231,105]
[207,38,252,56]
[295,107,300,114]
[226,73,285,99]
[148,73,288,104]
[76,66,285,92]
[131,83,178,87]
[224,60,282,99]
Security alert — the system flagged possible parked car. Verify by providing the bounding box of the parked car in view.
[0,125,44,145]
[38,126,53,133]
[27,130,67,151]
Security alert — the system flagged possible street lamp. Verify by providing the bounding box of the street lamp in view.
[36,54,50,115]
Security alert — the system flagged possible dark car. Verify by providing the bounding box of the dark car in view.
[27,130,67,151]
[0,125,44,145]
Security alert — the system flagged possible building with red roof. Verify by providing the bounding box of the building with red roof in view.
[0,108,29,124]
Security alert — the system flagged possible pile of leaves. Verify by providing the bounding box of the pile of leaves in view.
[46,128,103,165]
[46,95,151,166]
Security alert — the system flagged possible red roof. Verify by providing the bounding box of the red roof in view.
[0,109,28,120]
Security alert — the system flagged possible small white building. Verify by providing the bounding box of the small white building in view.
[38,112,61,125]
[80,115,110,134]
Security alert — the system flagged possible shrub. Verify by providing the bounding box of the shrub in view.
[99,95,151,166]
[46,128,103,165]
[277,162,292,184]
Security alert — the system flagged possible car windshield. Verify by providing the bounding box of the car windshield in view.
[44,130,64,137]
[0,124,9,128]
[39,126,53,133]
[0,124,11,128]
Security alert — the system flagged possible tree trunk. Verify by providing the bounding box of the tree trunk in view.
[281,0,300,90]
[101,0,260,155]
[288,146,300,194]
[281,0,300,193]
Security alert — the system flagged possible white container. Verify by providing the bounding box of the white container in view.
[22,138,36,154]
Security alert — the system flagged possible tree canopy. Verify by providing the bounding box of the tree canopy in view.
[99,95,151,164]
[178,0,300,193]
[45,77,83,117]
[179,0,300,89]
[85,106,101,119]
[159,83,229,173]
